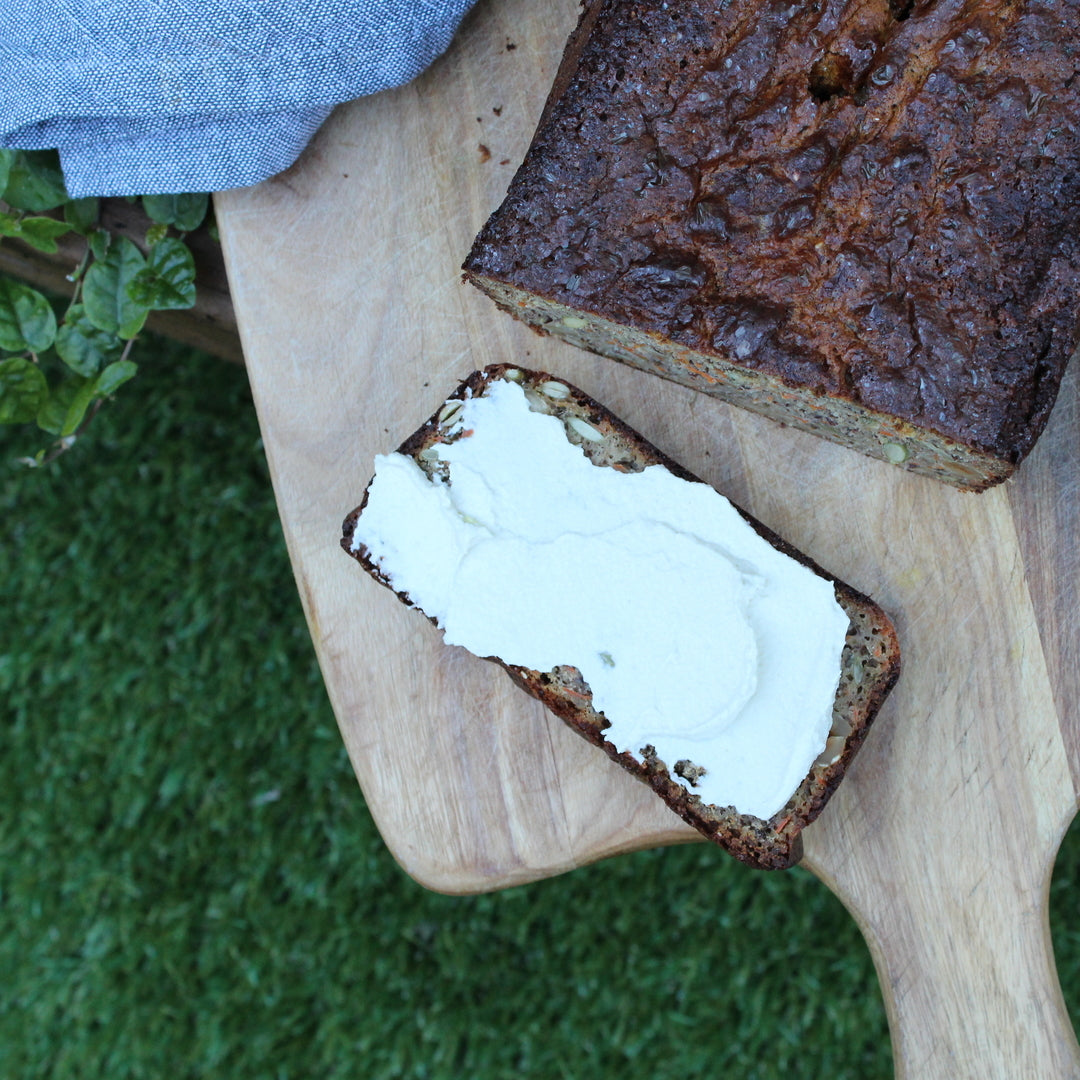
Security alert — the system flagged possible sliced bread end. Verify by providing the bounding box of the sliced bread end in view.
[342,364,901,870]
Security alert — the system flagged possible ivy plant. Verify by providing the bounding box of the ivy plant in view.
[0,148,208,465]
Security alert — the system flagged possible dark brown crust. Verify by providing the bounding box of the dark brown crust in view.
[342,365,901,869]
[463,0,1080,489]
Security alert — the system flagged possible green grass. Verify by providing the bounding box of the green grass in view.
[0,332,1077,1078]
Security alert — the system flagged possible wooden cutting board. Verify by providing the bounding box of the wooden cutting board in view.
[214,0,1080,1075]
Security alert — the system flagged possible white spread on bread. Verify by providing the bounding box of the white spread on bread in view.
[350,377,850,820]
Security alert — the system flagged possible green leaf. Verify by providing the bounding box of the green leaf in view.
[36,373,96,436]
[55,304,123,376]
[83,236,149,339]
[2,150,69,212]
[9,215,72,254]
[94,358,138,397]
[64,197,101,234]
[127,237,196,311]
[0,356,48,423]
[145,222,169,247]
[0,212,71,253]
[36,358,138,435]
[0,279,58,352]
[0,149,14,194]
[88,228,111,261]
[141,192,209,232]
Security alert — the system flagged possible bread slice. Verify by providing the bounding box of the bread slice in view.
[462,0,1080,491]
[341,365,901,869]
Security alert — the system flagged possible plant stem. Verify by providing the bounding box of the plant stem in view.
[36,396,106,466]
[63,243,91,314]
[33,338,136,467]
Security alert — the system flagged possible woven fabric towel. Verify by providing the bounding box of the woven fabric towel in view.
[0,0,478,198]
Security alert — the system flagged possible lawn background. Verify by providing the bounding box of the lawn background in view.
[3,331,1080,1079]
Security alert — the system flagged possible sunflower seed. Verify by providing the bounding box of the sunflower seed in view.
[540,380,570,400]
[438,400,464,427]
[566,417,604,442]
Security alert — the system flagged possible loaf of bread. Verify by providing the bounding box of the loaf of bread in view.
[463,0,1080,491]
[341,365,900,868]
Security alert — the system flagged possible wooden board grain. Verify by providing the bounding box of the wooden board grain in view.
[214,0,1080,1075]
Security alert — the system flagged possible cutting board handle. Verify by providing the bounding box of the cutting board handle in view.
[812,856,1080,1079]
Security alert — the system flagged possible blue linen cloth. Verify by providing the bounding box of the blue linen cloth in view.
[0,0,478,197]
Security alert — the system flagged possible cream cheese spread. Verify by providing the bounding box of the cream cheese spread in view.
[350,377,850,820]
